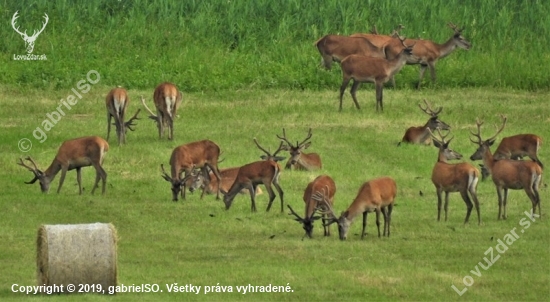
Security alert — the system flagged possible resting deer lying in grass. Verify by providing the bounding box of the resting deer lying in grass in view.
[221,139,285,212]
[287,175,336,238]
[430,129,481,225]
[338,37,416,112]
[469,116,542,220]
[141,82,182,140]
[186,166,263,197]
[105,87,140,145]
[314,35,386,70]
[277,128,322,171]
[161,139,222,201]
[17,136,109,195]
[399,99,450,145]
[320,176,397,240]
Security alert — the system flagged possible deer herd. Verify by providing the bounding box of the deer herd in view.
[16,23,544,242]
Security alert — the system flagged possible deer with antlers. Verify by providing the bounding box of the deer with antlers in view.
[430,129,481,225]
[186,166,264,197]
[403,22,471,89]
[320,177,397,240]
[105,87,140,146]
[287,175,336,239]
[221,139,285,212]
[141,82,183,140]
[11,11,49,54]
[276,128,322,171]
[17,136,109,195]
[314,34,387,70]
[399,99,450,145]
[469,116,542,220]
[338,37,416,112]
[161,139,222,201]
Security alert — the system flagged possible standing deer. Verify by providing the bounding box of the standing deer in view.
[402,22,471,89]
[314,35,386,70]
[17,136,109,195]
[430,129,481,225]
[287,175,336,238]
[105,87,140,145]
[338,37,416,112]
[161,140,222,201]
[186,166,264,197]
[276,128,322,171]
[469,116,542,220]
[399,99,450,145]
[141,82,182,140]
[221,139,285,213]
[493,134,543,168]
[321,177,397,240]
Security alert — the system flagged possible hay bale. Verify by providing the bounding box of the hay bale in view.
[37,223,117,289]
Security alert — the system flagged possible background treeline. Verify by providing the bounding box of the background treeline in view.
[1,0,549,91]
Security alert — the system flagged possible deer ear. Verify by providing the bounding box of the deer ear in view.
[273,156,286,162]
[259,155,268,160]
[433,140,442,148]
[161,175,172,182]
[487,139,496,146]
[302,142,312,149]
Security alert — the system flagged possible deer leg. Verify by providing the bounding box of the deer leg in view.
[339,77,351,112]
[534,175,542,217]
[349,80,361,110]
[264,183,276,212]
[167,115,174,141]
[56,167,68,194]
[391,75,396,88]
[502,188,509,220]
[76,167,82,194]
[106,113,112,141]
[361,211,368,239]
[321,54,332,70]
[118,112,126,145]
[436,188,443,221]
[444,191,450,221]
[460,190,473,224]
[417,64,428,89]
[375,82,384,112]
[245,183,257,212]
[91,163,107,195]
[496,187,504,220]
[207,164,222,200]
[272,180,284,213]
[468,184,481,225]
[157,110,164,139]
[429,62,436,84]
[385,204,393,237]
[375,208,381,238]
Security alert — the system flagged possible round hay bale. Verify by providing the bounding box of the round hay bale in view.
[37,223,117,290]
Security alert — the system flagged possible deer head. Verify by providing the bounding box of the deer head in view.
[17,156,50,192]
[429,128,463,161]
[11,11,49,54]
[419,99,450,131]
[277,128,313,166]
[469,115,507,161]
[448,22,471,50]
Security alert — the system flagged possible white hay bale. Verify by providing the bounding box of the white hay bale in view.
[37,223,118,290]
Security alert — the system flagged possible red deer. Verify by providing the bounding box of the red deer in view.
[399,99,450,145]
[141,82,182,140]
[105,87,140,146]
[430,129,481,225]
[339,37,416,112]
[314,35,386,70]
[320,177,397,240]
[276,128,322,171]
[221,139,285,212]
[469,116,542,220]
[287,175,336,238]
[403,23,471,89]
[17,136,109,195]
[161,140,222,201]
[493,134,543,168]
[186,166,263,197]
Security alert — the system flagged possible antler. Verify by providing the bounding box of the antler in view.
[297,128,313,148]
[160,164,172,182]
[140,96,158,121]
[253,137,271,155]
[390,24,405,37]
[17,156,41,184]
[11,11,26,37]
[369,25,379,35]
[418,99,442,116]
[287,204,305,222]
[448,22,463,33]
[487,115,507,142]
[124,109,141,131]
[311,186,337,217]
[470,115,507,145]
[429,128,453,146]
[276,128,294,148]
[277,128,313,149]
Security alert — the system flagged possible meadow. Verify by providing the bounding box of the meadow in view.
[1,0,549,301]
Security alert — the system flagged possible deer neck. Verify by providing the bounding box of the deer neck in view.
[43,159,62,182]
[437,151,450,164]
[436,37,459,59]
[480,147,496,173]
[388,54,409,77]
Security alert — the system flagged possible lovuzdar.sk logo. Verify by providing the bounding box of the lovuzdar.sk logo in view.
[11,11,49,60]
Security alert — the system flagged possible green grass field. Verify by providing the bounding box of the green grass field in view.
[1,85,548,301]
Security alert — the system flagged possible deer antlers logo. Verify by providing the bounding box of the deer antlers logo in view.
[11,11,49,54]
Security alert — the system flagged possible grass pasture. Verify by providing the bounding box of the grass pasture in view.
[0,86,549,301]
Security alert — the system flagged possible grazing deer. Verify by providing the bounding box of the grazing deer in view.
[399,99,450,145]
[287,175,336,238]
[430,129,481,225]
[339,37,416,112]
[221,139,285,212]
[186,166,264,197]
[321,177,397,240]
[161,140,222,201]
[314,35,386,70]
[469,116,542,220]
[17,136,109,195]
[105,87,140,146]
[141,82,183,140]
[403,22,471,89]
[276,128,322,171]
[493,134,543,168]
